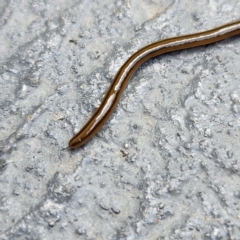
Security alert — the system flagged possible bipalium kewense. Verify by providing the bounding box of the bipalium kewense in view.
[69,20,240,149]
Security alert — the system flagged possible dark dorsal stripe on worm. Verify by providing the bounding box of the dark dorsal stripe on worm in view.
[69,20,240,149]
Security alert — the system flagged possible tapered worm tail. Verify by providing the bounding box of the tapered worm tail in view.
[69,20,240,149]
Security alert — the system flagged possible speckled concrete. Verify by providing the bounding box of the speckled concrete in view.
[1,0,240,239]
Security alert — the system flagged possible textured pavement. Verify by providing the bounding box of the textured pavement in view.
[0,0,240,239]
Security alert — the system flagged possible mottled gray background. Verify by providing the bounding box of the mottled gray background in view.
[0,0,240,239]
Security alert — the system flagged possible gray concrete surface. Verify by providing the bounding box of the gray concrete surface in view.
[0,0,240,239]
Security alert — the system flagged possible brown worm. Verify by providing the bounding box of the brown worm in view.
[69,20,240,149]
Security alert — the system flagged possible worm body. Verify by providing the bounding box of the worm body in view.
[69,20,240,149]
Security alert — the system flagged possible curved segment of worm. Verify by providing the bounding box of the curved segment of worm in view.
[69,20,240,149]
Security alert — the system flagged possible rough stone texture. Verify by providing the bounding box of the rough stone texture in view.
[0,0,240,239]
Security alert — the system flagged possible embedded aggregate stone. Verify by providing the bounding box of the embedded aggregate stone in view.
[1,0,240,240]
